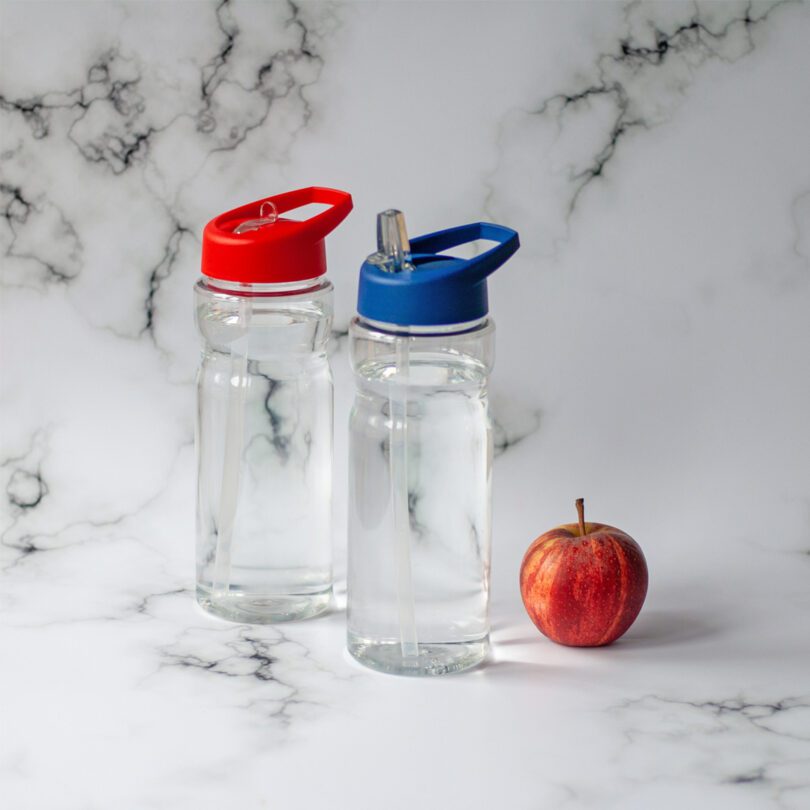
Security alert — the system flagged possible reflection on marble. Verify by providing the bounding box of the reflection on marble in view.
[1,1,809,808]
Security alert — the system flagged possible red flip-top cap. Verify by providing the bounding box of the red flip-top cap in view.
[201,187,353,283]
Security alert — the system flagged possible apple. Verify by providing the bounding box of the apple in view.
[519,499,648,647]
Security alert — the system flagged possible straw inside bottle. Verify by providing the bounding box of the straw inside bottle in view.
[377,210,419,660]
[212,203,277,599]
[212,295,250,598]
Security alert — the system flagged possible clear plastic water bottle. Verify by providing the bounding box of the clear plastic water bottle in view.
[195,187,352,623]
[347,210,520,675]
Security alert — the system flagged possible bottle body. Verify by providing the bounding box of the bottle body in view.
[347,316,495,675]
[195,277,333,622]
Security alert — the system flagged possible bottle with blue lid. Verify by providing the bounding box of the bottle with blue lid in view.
[347,210,520,675]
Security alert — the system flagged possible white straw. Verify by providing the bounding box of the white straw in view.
[212,296,250,598]
[390,336,418,658]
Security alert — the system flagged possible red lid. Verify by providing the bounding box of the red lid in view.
[201,186,353,283]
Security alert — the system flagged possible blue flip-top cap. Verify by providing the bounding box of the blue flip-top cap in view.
[357,217,520,327]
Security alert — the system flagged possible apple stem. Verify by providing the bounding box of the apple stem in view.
[576,498,586,536]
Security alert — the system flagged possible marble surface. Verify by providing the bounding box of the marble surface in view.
[2,1,809,807]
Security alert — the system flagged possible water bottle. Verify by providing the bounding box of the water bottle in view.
[347,210,520,675]
[195,187,352,623]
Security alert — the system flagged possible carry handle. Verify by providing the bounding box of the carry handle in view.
[409,222,520,281]
[270,186,354,240]
[221,186,353,242]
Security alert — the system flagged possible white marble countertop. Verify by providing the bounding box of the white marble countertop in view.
[1,2,809,807]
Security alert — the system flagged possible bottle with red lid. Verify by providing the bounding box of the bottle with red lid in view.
[195,187,352,623]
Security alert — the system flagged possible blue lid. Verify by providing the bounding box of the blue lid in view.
[357,211,520,327]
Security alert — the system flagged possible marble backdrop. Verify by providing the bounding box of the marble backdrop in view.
[2,1,809,807]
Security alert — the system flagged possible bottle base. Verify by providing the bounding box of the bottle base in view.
[197,586,332,624]
[347,632,489,676]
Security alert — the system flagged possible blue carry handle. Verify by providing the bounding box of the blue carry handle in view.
[409,222,520,283]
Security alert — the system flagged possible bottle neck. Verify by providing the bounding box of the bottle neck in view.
[350,315,495,381]
[199,276,328,297]
[354,315,491,337]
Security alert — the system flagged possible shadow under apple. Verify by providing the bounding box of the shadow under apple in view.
[611,608,723,649]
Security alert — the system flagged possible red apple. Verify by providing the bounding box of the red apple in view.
[519,499,648,646]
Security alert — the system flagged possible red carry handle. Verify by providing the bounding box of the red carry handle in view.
[265,186,353,241]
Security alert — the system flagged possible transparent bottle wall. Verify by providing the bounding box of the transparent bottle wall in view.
[347,318,495,674]
[195,279,333,623]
